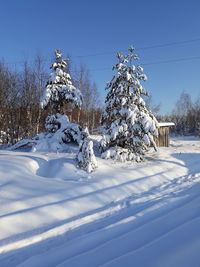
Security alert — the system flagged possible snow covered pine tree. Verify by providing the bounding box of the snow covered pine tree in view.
[100,46,158,162]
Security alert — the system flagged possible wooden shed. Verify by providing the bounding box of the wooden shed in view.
[155,122,175,147]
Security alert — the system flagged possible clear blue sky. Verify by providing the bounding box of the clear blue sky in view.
[1,0,200,114]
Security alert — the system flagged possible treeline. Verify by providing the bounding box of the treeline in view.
[158,92,200,136]
[0,56,102,144]
[1,54,199,145]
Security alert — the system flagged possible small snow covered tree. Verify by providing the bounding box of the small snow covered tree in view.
[41,49,82,112]
[100,46,158,162]
[77,128,98,173]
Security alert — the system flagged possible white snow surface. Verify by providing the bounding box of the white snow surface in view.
[158,122,175,127]
[0,136,200,266]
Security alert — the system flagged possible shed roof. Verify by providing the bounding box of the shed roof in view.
[158,122,175,127]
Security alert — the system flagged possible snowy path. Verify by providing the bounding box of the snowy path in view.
[0,137,200,266]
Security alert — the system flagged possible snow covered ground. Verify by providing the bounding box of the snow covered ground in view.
[0,137,200,267]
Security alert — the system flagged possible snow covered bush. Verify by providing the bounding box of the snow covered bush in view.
[41,49,82,111]
[77,137,98,173]
[45,113,69,133]
[32,113,84,152]
[45,113,83,143]
[100,46,158,161]
[10,113,85,153]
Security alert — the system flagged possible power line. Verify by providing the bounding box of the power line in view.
[2,37,200,67]
[143,55,200,66]
[3,55,200,73]
[75,37,200,58]
[137,37,200,51]
[88,55,200,72]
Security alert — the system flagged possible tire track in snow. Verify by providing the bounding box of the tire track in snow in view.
[0,163,181,245]
[1,172,200,267]
[57,190,200,267]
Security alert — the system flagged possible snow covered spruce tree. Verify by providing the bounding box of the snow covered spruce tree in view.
[100,46,158,162]
[41,49,82,112]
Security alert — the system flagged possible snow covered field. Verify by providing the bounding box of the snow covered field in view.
[0,137,200,267]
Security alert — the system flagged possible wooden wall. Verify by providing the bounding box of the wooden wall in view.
[154,126,170,147]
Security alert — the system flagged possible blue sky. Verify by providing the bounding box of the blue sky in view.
[0,0,200,114]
